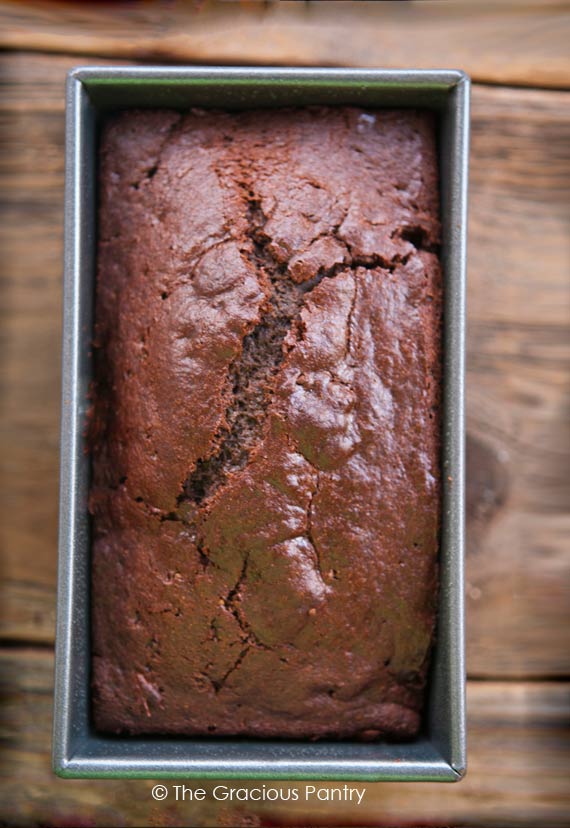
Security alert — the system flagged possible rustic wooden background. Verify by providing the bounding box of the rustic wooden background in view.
[1,1,569,826]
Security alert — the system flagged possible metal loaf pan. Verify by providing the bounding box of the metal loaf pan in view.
[54,67,469,781]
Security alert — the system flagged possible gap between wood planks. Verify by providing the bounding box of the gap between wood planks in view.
[0,0,569,89]
[3,638,570,684]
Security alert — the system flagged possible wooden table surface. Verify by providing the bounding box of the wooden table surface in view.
[0,2,569,826]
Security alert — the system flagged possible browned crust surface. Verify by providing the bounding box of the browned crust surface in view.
[91,107,441,738]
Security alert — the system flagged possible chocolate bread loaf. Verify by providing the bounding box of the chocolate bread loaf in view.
[90,107,442,738]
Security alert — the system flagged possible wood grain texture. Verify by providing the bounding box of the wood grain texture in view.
[0,0,569,88]
[1,51,568,677]
[1,649,569,828]
[465,84,570,677]
[0,8,569,825]
[0,54,64,643]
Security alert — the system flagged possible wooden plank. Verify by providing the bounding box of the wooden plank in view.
[0,52,568,677]
[0,61,64,643]
[0,0,569,89]
[465,84,570,677]
[1,649,569,827]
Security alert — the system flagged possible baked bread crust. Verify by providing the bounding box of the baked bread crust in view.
[91,107,442,738]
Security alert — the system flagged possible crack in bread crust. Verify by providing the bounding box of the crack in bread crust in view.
[179,196,345,507]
